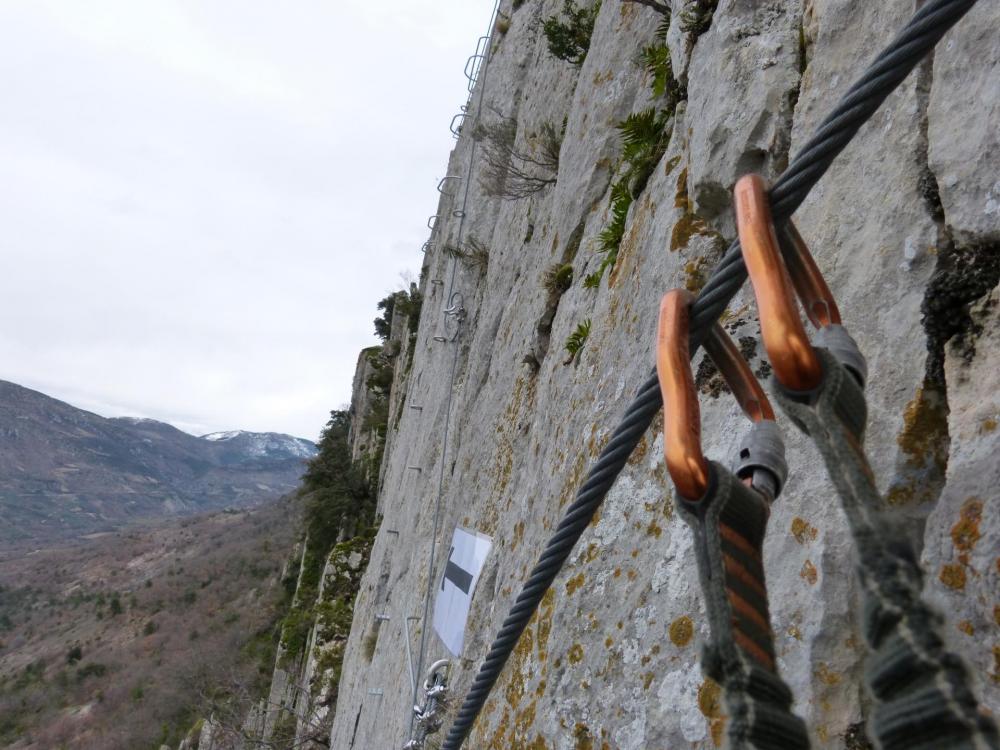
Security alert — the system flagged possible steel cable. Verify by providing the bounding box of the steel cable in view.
[440,1,979,746]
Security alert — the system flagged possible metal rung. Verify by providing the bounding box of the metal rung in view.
[367,688,384,696]
[464,53,485,86]
[452,209,466,218]
[450,112,468,138]
[376,614,391,622]
[430,279,444,286]
[437,175,463,194]
[427,215,439,230]
[432,336,447,342]
[409,404,424,411]
[386,529,400,535]
[408,465,423,472]
[421,240,434,254]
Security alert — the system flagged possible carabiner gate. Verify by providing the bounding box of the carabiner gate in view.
[656,289,786,503]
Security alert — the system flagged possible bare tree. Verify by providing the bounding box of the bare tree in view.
[622,0,670,13]
[196,673,333,750]
[474,115,561,200]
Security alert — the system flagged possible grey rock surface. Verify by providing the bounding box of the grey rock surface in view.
[322,1,999,748]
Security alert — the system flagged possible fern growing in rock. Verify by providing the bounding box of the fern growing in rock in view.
[585,109,672,288]
[584,18,684,289]
[564,319,592,364]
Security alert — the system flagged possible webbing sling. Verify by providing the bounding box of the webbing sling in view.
[676,463,810,749]
[774,349,999,750]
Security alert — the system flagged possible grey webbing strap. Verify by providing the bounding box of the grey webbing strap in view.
[676,462,811,750]
[773,349,999,750]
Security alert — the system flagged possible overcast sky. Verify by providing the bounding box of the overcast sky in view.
[0,0,494,441]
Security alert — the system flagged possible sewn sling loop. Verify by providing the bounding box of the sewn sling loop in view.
[656,290,810,750]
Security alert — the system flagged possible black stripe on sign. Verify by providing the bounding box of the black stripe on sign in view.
[442,547,474,594]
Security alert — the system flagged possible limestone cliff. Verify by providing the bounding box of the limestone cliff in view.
[330,1,999,748]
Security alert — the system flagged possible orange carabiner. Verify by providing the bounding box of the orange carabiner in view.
[734,175,824,392]
[656,289,775,502]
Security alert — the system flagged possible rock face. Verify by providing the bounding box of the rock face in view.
[0,380,315,543]
[323,1,997,748]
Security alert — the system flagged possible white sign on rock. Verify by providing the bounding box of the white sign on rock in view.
[433,527,492,656]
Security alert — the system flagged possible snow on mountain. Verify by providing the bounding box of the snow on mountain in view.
[200,430,317,459]
[202,430,242,442]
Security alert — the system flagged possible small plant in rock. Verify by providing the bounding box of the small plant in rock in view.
[564,319,592,363]
[495,13,511,34]
[542,0,601,66]
[680,0,719,37]
[443,236,490,271]
[543,263,574,295]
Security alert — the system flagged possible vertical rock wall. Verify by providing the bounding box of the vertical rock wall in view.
[330,1,999,748]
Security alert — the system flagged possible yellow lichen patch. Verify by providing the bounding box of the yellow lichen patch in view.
[640,643,662,667]
[669,615,694,647]
[698,678,722,717]
[592,70,613,86]
[643,671,655,690]
[627,569,638,581]
[613,568,621,578]
[568,643,585,664]
[536,588,555,662]
[627,433,649,466]
[698,677,727,746]
[535,679,547,697]
[711,719,725,747]
[512,520,526,550]
[514,699,537,737]
[951,498,983,552]
[484,708,513,750]
[671,213,714,252]
[585,543,600,562]
[939,563,967,590]
[815,663,841,685]
[574,723,595,750]
[800,560,818,585]
[957,620,975,636]
[684,257,710,293]
[566,572,586,595]
[674,168,691,210]
[791,517,818,544]
[980,416,997,433]
[605,636,613,648]
[787,624,802,640]
[664,155,683,176]
[887,384,948,505]
[646,519,663,538]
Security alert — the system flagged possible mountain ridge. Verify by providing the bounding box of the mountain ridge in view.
[0,379,317,544]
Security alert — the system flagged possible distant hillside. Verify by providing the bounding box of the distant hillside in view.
[0,380,316,544]
[0,500,301,750]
